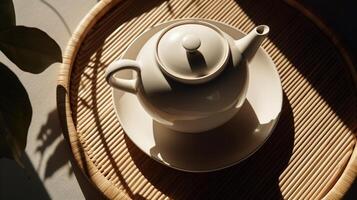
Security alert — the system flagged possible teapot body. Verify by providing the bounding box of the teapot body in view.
[136,31,248,132]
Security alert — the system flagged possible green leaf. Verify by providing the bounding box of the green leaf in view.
[0,62,32,166]
[0,26,62,74]
[0,0,15,30]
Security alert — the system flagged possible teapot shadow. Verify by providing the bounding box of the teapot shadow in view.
[186,50,208,76]
[150,99,263,171]
[126,93,294,199]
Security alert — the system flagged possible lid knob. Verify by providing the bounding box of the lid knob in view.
[182,34,201,52]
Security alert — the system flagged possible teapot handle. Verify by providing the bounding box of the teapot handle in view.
[105,59,141,94]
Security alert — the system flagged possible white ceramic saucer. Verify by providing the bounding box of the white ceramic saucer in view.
[112,19,282,172]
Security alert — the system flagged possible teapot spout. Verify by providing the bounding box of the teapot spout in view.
[235,25,269,62]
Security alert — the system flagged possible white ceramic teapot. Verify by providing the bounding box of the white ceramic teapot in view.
[106,19,269,133]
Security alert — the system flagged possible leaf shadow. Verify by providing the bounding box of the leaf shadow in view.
[35,109,73,179]
[0,153,51,200]
[0,62,32,162]
[35,107,106,199]
[0,26,62,74]
[0,0,16,30]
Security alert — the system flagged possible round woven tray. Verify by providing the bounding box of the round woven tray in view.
[57,0,357,199]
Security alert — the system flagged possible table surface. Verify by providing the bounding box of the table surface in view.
[0,0,103,199]
[0,0,355,200]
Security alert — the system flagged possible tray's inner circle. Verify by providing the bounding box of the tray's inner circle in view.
[68,0,356,199]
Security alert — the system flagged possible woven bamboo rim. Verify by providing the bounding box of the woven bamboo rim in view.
[57,0,356,199]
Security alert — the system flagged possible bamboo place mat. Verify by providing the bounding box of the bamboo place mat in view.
[57,0,357,199]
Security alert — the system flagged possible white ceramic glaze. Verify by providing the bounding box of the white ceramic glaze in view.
[112,19,282,172]
[106,19,270,133]
[156,21,229,83]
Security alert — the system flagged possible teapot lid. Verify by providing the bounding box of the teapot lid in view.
[156,20,229,84]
